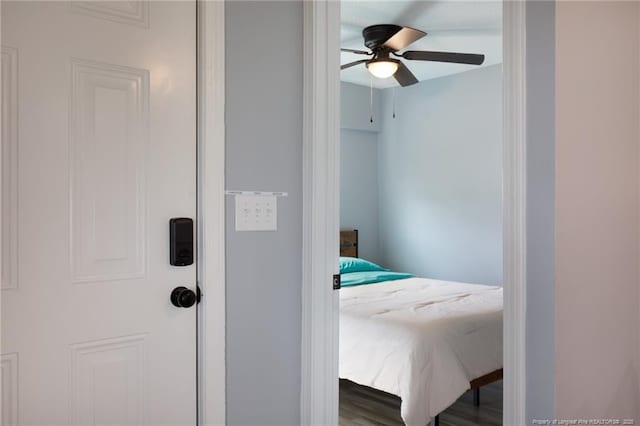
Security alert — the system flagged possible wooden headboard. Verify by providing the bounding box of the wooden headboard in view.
[340,230,358,257]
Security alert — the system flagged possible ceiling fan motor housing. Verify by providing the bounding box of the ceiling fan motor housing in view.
[363,24,403,50]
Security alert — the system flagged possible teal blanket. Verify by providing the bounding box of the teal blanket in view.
[341,270,414,287]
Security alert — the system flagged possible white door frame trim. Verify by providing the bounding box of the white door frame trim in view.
[197,1,226,425]
[502,1,527,423]
[300,1,527,424]
[301,1,341,424]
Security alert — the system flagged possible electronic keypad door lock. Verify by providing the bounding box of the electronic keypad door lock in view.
[170,218,193,266]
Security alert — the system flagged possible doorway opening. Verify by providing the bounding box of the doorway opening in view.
[301,1,526,425]
[338,3,503,425]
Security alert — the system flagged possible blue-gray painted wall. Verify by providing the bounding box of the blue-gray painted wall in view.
[377,65,503,286]
[340,129,381,263]
[226,2,302,425]
[340,83,382,262]
[341,67,503,286]
[341,81,382,132]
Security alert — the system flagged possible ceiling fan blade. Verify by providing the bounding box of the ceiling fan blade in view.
[341,48,371,55]
[383,27,427,51]
[341,59,369,70]
[402,50,485,65]
[394,61,418,87]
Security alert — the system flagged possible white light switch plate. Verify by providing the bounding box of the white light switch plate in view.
[235,195,277,231]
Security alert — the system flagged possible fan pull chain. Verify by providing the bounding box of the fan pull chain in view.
[369,76,374,124]
[393,87,397,119]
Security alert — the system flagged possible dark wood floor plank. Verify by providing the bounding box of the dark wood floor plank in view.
[339,380,503,426]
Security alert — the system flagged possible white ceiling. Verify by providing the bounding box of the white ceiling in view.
[341,1,502,88]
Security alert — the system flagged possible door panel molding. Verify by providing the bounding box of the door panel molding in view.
[1,352,18,426]
[70,1,150,29]
[1,45,18,291]
[69,58,149,284]
[300,1,527,425]
[70,334,147,426]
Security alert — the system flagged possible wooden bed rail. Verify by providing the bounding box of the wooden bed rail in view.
[470,368,503,390]
[433,368,503,425]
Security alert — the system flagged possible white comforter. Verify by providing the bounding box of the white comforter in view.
[339,277,503,426]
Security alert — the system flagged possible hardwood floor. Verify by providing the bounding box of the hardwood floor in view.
[339,379,503,426]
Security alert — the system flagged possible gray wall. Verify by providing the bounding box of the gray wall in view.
[341,81,381,132]
[340,129,380,262]
[377,65,503,286]
[225,2,302,425]
[340,83,382,262]
[525,0,556,422]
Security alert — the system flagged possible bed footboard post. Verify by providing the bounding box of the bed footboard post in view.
[473,388,480,407]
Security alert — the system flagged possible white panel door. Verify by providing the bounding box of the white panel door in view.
[1,2,197,424]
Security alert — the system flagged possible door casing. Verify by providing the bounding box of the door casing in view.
[300,1,527,424]
[196,1,226,425]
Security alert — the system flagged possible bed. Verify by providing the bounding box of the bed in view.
[339,230,503,426]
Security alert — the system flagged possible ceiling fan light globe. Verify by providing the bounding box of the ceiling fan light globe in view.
[366,60,398,79]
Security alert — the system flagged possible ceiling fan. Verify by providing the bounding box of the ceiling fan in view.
[341,24,485,87]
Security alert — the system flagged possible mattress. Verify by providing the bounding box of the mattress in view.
[339,277,503,426]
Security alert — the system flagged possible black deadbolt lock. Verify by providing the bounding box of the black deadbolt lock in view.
[170,218,193,266]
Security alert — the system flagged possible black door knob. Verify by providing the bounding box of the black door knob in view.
[170,286,197,308]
